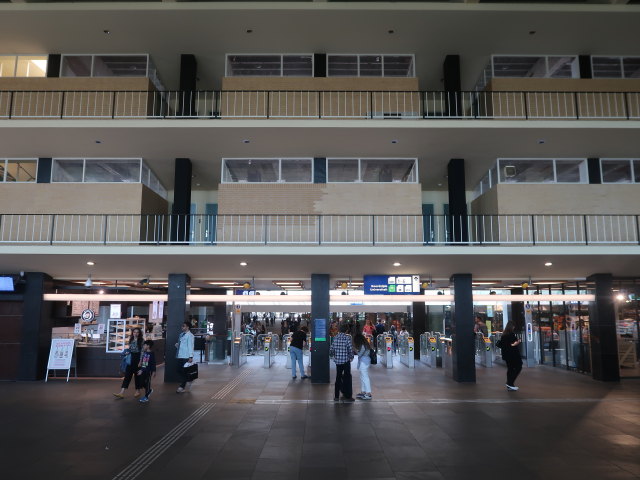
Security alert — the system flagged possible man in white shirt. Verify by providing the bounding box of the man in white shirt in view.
[175,321,194,393]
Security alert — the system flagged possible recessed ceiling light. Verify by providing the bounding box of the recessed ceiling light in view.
[95,140,102,144]
[103,30,110,34]
[242,139,250,144]
[393,262,401,267]
[537,139,546,144]
[391,140,398,144]
[246,29,253,33]
[437,183,442,187]
[98,289,105,294]
[86,261,95,266]
[240,262,248,266]
[388,29,395,34]
[529,30,536,35]
[545,262,553,267]
[196,183,201,187]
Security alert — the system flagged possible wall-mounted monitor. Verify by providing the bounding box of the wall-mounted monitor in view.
[0,276,15,292]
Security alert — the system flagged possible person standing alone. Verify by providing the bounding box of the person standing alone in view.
[500,321,523,391]
[329,323,355,402]
[289,325,309,380]
[175,322,194,393]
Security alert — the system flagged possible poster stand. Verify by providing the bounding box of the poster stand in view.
[45,338,78,382]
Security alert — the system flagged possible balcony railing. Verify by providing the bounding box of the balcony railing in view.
[1,214,639,246]
[1,90,639,120]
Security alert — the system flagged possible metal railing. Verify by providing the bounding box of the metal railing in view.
[1,213,640,246]
[1,89,639,120]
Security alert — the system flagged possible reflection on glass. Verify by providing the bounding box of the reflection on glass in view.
[92,55,147,77]
[280,159,312,182]
[84,159,141,183]
[327,159,359,182]
[15,56,47,77]
[52,159,84,182]
[499,159,554,183]
[328,56,358,77]
[61,56,92,77]
[601,159,632,183]
[4,160,37,182]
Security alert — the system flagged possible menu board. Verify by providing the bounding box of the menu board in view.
[71,301,100,316]
[46,339,75,370]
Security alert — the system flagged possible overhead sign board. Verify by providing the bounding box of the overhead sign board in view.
[364,275,420,295]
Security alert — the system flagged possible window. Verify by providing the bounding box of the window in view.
[222,158,312,183]
[0,159,37,182]
[496,159,587,184]
[51,158,166,197]
[601,159,632,184]
[555,160,587,183]
[592,56,640,79]
[60,54,164,90]
[491,55,579,79]
[226,55,313,77]
[327,55,415,77]
[0,55,47,77]
[327,158,417,183]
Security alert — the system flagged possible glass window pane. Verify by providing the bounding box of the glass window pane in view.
[93,55,147,77]
[0,56,16,77]
[84,159,141,183]
[492,56,546,78]
[15,55,47,78]
[592,57,622,78]
[283,55,312,77]
[227,55,281,77]
[555,160,586,183]
[5,159,37,182]
[327,159,359,182]
[223,159,278,183]
[490,165,498,187]
[498,159,554,183]
[547,56,578,79]
[52,159,84,182]
[0,161,5,181]
[634,160,640,183]
[360,159,416,183]
[601,159,632,183]
[384,55,414,77]
[623,57,640,79]
[280,159,312,182]
[328,56,357,77]
[61,56,92,77]
[359,56,382,77]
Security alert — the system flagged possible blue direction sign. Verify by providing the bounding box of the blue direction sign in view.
[364,275,420,295]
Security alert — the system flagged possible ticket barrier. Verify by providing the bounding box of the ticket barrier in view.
[231,333,248,367]
[475,333,493,367]
[420,332,441,368]
[263,334,279,368]
[440,337,453,371]
[399,336,415,368]
[376,334,394,368]
[283,333,293,369]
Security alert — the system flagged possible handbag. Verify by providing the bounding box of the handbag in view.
[369,348,378,365]
[183,362,199,382]
[119,348,131,374]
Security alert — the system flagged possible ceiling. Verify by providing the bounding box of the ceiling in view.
[2,119,640,190]
[0,3,639,91]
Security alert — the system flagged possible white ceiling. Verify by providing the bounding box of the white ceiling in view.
[1,3,640,91]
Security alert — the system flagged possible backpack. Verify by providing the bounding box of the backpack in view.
[369,348,377,365]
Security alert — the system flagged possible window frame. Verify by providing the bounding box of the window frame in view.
[599,158,639,184]
[59,54,151,78]
[496,158,587,185]
[591,56,640,79]
[0,54,48,78]
[221,158,314,184]
[0,158,38,183]
[490,54,580,79]
[224,54,314,78]
[326,54,416,78]
[325,157,418,184]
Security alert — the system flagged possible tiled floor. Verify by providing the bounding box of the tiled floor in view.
[1,356,639,480]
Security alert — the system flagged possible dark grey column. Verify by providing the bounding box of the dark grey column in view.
[449,274,475,383]
[579,55,592,79]
[443,55,462,117]
[36,158,52,183]
[310,274,330,384]
[587,274,620,382]
[46,54,61,78]
[171,158,192,243]
[588,158,601,184]
[412,301,426,360]
[18,272,53,380]
[164,274,190,383]
[313,157,326,183]
[179,54,197,116]
[314,54,326,77]
[510,287,525,332]
[447,158,468,244]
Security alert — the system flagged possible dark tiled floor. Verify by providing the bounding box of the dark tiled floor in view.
[1,355,639,480]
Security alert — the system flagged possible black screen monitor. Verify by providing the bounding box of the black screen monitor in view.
[0,276,15,292]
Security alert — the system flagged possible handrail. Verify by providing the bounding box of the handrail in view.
[0,89,638,120]
[1,213,639,246]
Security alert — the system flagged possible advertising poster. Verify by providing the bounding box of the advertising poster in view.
[47,339,75,370]
[110,304,122,319]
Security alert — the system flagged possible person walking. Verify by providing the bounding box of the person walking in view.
[290,325,309,380]
[136,340,157,403]
[113,327,144,399]
[329,323,355,402]
[175,321,195,393]
[353,333,372,400]
[363,319,375,337]
[500,321,523,391]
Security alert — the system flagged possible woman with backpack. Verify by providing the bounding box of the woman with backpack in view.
[353,333,373,400]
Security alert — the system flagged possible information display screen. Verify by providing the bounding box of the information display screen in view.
[364,275,420,295]
[314,318,327,342]
[0,276,14,292]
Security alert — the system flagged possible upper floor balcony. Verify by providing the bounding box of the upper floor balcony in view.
[1,89,640,121]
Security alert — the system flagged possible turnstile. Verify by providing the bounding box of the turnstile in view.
[376,334,393,368]
[283,333,293,369]
[475,333,493,367]
[231,333,248,367]
[420,332,441,367]
[263,334,278,368]
[399,336,415,368]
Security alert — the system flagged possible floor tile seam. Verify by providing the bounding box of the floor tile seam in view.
[211,370,253,400]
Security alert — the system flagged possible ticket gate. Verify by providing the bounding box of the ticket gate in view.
[475,333,493,367]
[376,334,394,368]
[399,336,415,368]
[231,333,248,367]
[263,334,279,368]
[283,333,293,369]
[419,333,439,367]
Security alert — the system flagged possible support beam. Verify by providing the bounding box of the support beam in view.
[164,274,190,383]
[449,274,475,383]
[587,274,620,382]
[171,158,192,243]
[447,158,468,244]
[310,274,330,384]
